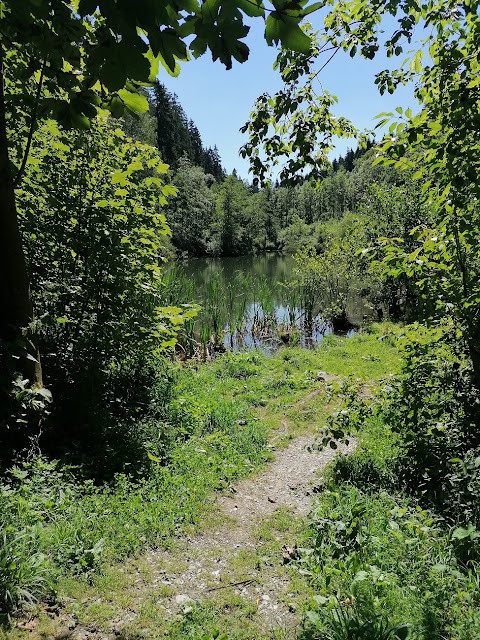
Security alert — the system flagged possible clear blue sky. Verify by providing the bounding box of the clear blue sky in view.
[160,10,421,181]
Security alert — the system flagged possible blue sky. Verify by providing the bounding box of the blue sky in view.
[160,9,422,181]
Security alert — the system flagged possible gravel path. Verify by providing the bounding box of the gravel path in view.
[36,385,357,640]
[128,433,356,638]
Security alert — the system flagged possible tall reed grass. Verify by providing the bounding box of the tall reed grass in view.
[160,263,329,357]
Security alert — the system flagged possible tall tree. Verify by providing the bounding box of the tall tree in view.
[0,0,322,389]
[188,119,204,166]
[166,155,216,254]
[153,82,193,168]
[204,145,225,181]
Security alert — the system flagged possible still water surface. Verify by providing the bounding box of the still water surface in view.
[175,254,366,352]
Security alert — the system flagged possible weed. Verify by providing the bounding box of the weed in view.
[0,524,52,624]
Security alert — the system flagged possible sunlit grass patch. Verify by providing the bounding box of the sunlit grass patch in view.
[1,323,401,632]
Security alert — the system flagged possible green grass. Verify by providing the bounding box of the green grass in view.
[296,335,480,640]
[297,483,480,640]
[0,323,402,635]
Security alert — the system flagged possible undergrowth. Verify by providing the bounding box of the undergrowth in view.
[0,324,401,629]
[298,484,480,639]
[300,322,480,640]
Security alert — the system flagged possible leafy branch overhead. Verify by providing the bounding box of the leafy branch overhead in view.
[240,0,480,188]
[240,26,358,187]
[2,0,324,136]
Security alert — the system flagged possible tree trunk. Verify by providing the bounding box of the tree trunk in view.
[468,325,480,392]
[0,42,42,387]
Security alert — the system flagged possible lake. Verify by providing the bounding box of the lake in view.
[167,253,372,354]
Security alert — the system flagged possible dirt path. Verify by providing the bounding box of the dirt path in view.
[26,376,362,640]
[151,434,355,625]
[55,427,355,640]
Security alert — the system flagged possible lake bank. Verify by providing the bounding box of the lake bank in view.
[164,253,377,356]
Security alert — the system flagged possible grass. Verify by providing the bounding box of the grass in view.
[0,323,402,636]
[296,483,480,640]
[295,337,480,640]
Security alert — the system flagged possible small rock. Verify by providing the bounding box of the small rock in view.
[282,543,299,564]
[288,603,296,613]
[183,606,193,615]
[261,594,271,602]
[175,594,193,606]
[267,496,276,504]
[16,619,37,632]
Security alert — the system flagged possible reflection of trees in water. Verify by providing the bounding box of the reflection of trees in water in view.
[169,254,365,353]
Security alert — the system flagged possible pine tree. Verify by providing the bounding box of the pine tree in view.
[204,145,225,182]
[188,120,204,166]
[152,82,193,168]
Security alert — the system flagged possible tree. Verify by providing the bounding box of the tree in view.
[204,145,225,182]
[166,155,216,254]
[152,82,194,168]
[294,214,364,328]
[12,117,191,450]
[241,1,480,387]
[0,0,325,389]
[188,119,204,166]
[214,173,250,254]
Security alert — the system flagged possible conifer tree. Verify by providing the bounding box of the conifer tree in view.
[188,120,204,166]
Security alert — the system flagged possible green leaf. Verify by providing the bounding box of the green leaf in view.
[395,624,412,640]
[281,25,311,53]
[302,2,324,16]
[99,60,128,92]
[109,96,124,118]
[453,525,478,540]
[78,0,98,15]
[265,15,311,53]
[237,0,264,17]
[70,111,91,130]
[118,89,149,115]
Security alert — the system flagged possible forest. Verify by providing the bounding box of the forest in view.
[1,1,480,639]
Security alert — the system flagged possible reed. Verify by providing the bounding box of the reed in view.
[161,260,329,357]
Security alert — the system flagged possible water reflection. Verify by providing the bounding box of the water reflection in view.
[168,253,369,353]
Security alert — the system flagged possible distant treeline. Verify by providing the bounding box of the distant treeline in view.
[122,84,388,257]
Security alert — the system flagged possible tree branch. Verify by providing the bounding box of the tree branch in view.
[13,56,47,190]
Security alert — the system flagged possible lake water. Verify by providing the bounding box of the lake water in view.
[172,253,370,353]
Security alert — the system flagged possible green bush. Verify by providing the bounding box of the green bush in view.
[8,118,193,471]
[300,485,480,640]
[381,323,480,527]
[318,322,480,529]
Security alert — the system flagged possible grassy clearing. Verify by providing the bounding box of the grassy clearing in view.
[0,323,401,635]
[294,341,480,640]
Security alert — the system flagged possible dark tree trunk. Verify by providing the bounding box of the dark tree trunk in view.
[468,325,480,392]
[0,43,42,388]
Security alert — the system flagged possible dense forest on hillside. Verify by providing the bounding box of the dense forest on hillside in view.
[126,82,381,258]
[1,1,480,638]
